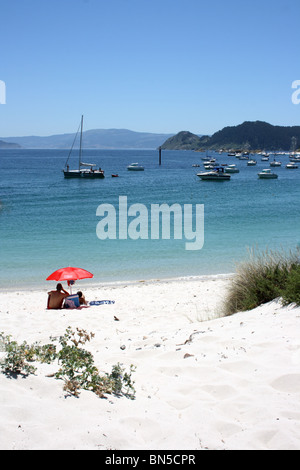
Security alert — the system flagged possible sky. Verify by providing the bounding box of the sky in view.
[0,0,300,137]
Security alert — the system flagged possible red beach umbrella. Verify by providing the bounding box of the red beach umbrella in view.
[46,266,93,293]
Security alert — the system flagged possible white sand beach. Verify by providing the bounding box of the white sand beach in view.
[1,275,300,450]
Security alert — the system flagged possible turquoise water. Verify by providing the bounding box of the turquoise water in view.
[1,148,300,289]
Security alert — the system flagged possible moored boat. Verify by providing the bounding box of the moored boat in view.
[204,159,219,168]
[270,159,282,167]
[127,163,144,171]
[258,169,278,179]
[197,167,231,181]
[286,162,298,169]
[63,115,105,179]
[224,164,239,173]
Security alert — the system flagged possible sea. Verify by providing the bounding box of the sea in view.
[1,148,300,290]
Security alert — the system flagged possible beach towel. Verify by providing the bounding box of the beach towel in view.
[89,300,115,306]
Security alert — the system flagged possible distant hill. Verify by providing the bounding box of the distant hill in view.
[160,131,203,150]
[0,140,21,149]
[161,121,300,151]
[3,121,300,151]
[0,129,174,149]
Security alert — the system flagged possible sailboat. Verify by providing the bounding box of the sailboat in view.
[63,115,105,179]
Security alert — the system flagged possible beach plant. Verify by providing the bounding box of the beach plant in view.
[223,247,300,316]
[280,262,300,306]
[52,327,100,396]
[0,328,136,400]
[34,343,57,364]
[105,363,136,399]
[0,333,38,375]
[52,328,136,399]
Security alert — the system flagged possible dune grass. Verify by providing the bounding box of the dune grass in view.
[223,247,300,316]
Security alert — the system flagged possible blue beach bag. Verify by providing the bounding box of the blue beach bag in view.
[64,294,80,309]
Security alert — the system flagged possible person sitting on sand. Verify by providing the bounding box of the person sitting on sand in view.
[47,283,70,309]
[77,291,88,305]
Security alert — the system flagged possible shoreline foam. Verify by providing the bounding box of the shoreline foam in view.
[1,271,235,293]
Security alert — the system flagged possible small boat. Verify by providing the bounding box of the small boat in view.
[204,159,219,167]
[289,152,300,160]
[261,156,269,161]
[197,167,231,181]
[203,163,217,169]
[286,162,298,169]
[63,115,105,179]
[258,169,278,179]
[127,163,144,171]
[224,164,239,173]
[111,174,119,177]
[270,159,282,167]
[192,164,200,167]
[247,160,257,166]
[239,155,249,160]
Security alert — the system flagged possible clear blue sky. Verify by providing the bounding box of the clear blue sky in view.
[0,0,299,137]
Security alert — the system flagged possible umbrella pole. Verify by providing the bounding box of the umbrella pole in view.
[67,281,73,295]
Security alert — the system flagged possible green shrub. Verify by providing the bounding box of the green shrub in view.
[0,334,38,375]
[280,263,300,306]
[0,327,136,400]
[223,247,300,316]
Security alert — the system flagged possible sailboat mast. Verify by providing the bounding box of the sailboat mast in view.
[79,114,83,169]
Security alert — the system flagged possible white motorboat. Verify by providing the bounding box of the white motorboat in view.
[289,152,300,161]
[261,156,269,161]
[224,164,239,173]
[258,169,278,179]
[197,167,231,181]
[247,160,257,166]
[270,160,282,167]
[286,162,298,169]
[127,163,144,171]
[204,159,219,166]
[261,152,269,159]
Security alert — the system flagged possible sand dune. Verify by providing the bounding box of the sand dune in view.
[1,276,300,450]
